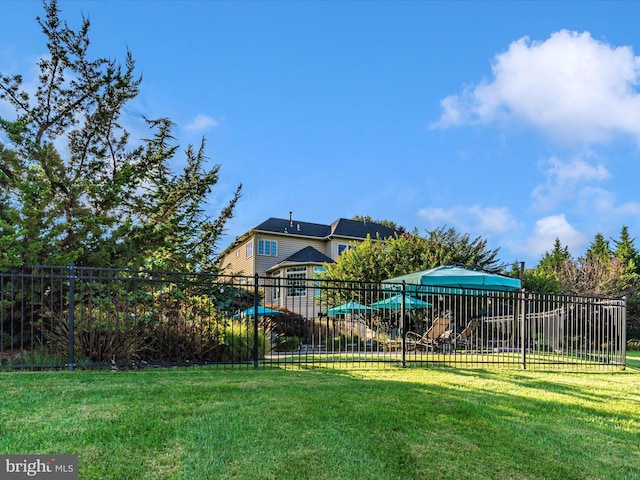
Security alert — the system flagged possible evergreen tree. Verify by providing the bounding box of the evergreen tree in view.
[585,233,612,263]
[0,1,241,271]
[612,226,639,274]
[537,238,571,277]
[523,238,572,293]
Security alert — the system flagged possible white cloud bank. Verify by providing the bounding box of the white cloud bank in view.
[432,30,640,146]
[516,214,588,258]
[184,113,219,132]
[418,205,520,236]
[532,154,610,210]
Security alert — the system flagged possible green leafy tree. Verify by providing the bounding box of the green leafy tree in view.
[0,1,240,271]
[0,145,23,267]
[510,262,560,293]
[424,226,502,273]
[317,226,502,285]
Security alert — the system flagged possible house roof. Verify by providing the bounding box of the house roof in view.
[330,218,398,240]
[283,246,334,264]
[266,246,334,273]
[282,247,335,263]
[219,216,400,259]
[254,218,331,238]
[254,217,398,240]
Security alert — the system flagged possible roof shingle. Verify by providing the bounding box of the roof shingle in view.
[254,217,397,240]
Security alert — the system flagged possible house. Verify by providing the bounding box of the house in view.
[218,215,399,316]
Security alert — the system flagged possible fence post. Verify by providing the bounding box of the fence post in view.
[253,273,259,370]
[622,296,627,370]
[67,264,76,372]
[401,281,407,368]
[519,262,526,370]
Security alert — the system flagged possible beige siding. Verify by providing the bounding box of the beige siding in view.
[254,234,327,276]
[321,242,332,259]
[219,236,256,276]
[221,235,368,277]
[267,264,323,319]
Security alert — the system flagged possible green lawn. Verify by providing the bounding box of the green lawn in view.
[1,354,639,480]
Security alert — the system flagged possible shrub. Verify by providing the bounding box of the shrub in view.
[274,336,300,352]
[221,322,266,362]
[38,294,267,366]
[39,306,148,365]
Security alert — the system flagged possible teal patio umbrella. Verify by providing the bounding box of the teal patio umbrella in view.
[326,301,372,316]
[383,265,521,294]
[369,294,432,310]
[233,306,281,318]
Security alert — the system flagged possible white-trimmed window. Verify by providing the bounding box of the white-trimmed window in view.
[286,266,306,297]
[313,266,326,296]
[246,241,254,258]
[312,266,326,276]
[272,271,281,301]
[258,239,277,256]
[337,244,351,256]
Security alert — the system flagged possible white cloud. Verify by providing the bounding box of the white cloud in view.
[532,154,610,210]
[578,186,640,216]
[517,214,588,258]
[432,30,640,146]
[184,113,219,132]
[418,205,520,236]
[578,186,616,212]
[419,207,452,225]
[530,153,640,221]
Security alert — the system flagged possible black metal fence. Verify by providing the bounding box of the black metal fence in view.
[0,266,626,371]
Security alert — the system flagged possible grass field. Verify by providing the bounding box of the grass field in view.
[1,353,638,480]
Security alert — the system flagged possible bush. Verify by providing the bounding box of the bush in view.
[40,302,267,366]
[220,322,266,362]
[274,336,300,352]
[627,339,640,351]
[41,309,148,365]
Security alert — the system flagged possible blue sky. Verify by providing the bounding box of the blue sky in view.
[3,1,640,268]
